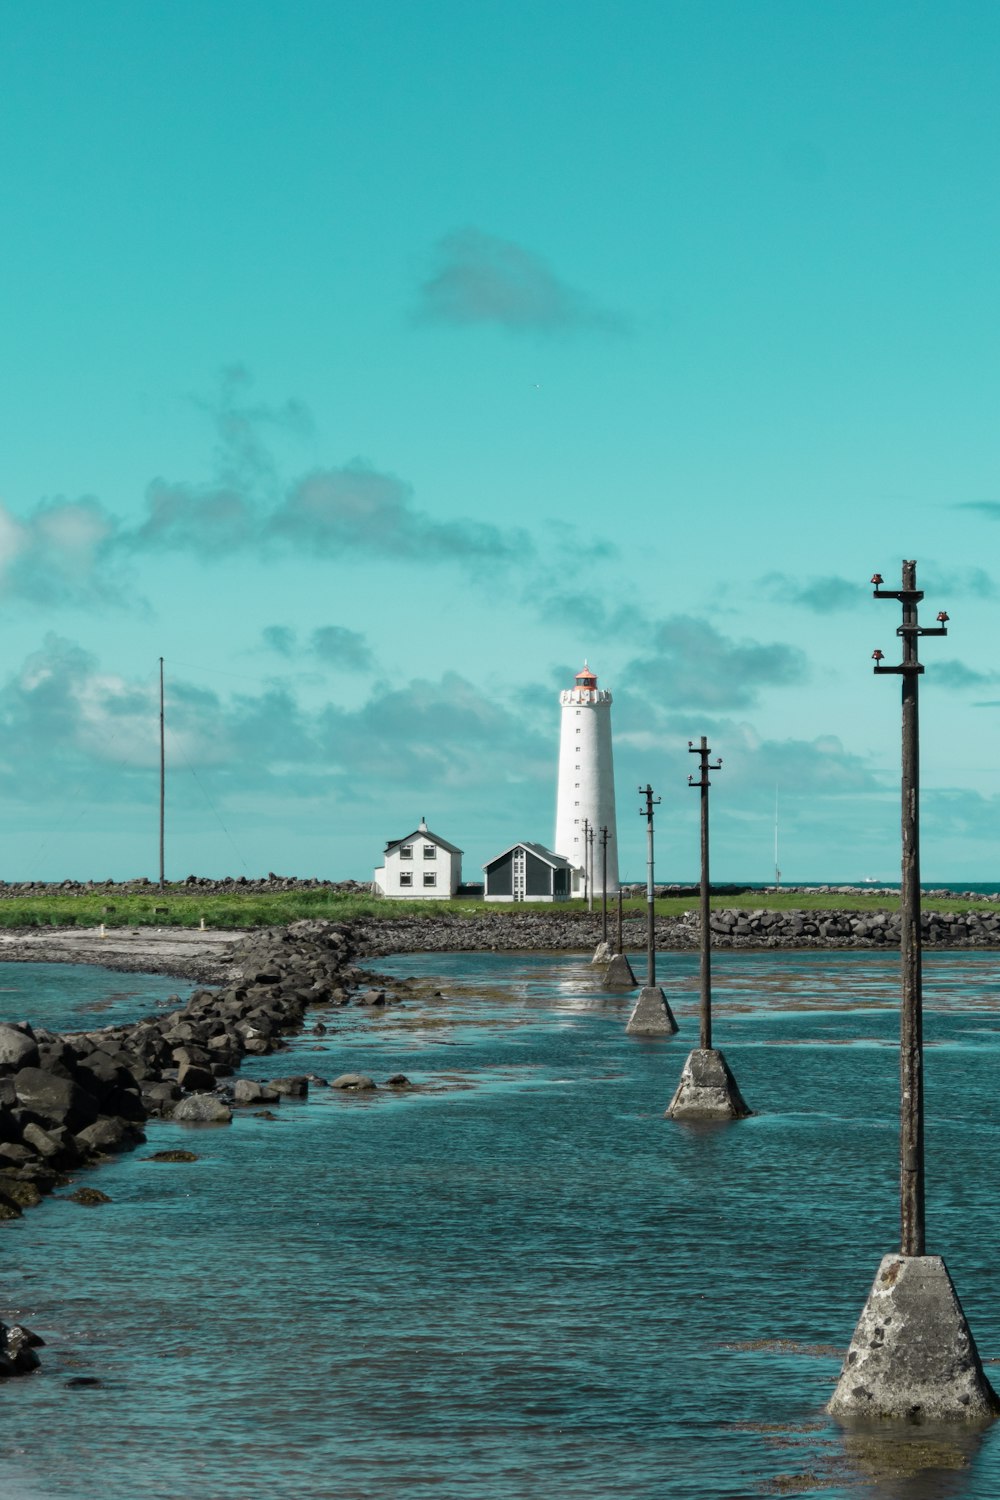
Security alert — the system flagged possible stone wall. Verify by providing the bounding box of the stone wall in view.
[353,905,1000,954]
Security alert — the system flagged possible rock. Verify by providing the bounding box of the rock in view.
[0,1025,39,1072]
[268,1076,309,1097]
[0,1174,41,1209]
[68,1186,112,1206]
[12,1067,99,1133]
[232,1078,279,1106]
[177,1061,216,1093]
[75,1116,144,1156]
[143,1149,199,1162]
[171,1094,233,1124]
[0,1322,43,1375]
[330,1073,376,1091]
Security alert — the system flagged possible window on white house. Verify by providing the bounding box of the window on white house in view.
[400,845,413,860]
[423,872,437,887]
[400,872,413,887]
[423,845,436,859]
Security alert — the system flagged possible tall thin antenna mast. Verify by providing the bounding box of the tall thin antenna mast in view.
[159,657,165,891]
[774,785,781,890]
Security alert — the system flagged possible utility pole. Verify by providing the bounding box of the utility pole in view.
[689,737,722,1051]
[829,562,996,1423]
[600,825,609,944]
[581,817,590,906]
[159,657,165,892]
[625,784,677,1034]
[587,824,595,913]
[639,784,660,987]
[871,562,948,1256]
[666,735,749,1119]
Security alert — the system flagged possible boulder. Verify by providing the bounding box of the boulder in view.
[75,1116,144,1155]
[268,1076,309,1098]
[232,1079,279,1106]
[177,1061,216,1093]
[0,1025,39,1073]
[13,1068,99,1133]
[171,1094,232,1124]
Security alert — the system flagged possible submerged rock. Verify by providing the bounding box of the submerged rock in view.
[68,1186,112,1206]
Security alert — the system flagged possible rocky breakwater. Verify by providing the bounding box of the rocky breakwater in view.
[698,906,1000,947]
[0,918,388,1375]
[353,904,1000,954]
[0,919,378,1213]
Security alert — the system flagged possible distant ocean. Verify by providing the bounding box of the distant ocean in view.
[637,880,1000,896]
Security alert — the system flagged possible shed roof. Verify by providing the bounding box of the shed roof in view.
[482,841,572,872]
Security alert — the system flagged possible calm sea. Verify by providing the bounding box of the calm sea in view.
[4,950,1000,1498]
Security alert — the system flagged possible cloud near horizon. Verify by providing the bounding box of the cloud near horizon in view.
[415,228,625,335]
[0,639,553,807]
[1,636,994,880]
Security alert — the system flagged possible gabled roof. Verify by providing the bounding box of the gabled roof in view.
[384,828,464,857]
[482,840,572,872]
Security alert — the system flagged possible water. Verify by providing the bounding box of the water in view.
[4,949,1000,1498]
[0,962,191,1035]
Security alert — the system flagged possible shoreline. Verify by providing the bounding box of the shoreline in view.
[0,926,247,984]
[2,898,1000,985]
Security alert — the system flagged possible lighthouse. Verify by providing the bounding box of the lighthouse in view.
[554,662,619,895]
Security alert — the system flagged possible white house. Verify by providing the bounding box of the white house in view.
[372,818,463,899]
[482,841,572,902]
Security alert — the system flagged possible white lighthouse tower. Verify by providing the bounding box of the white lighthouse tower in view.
[554,662,619,895]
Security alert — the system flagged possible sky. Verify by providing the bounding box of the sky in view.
[2,0,1000,884]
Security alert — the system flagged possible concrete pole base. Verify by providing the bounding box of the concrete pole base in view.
[604,952,638,989]
[665,1048,751,1119]
[828,1255,1000,1424]
[591,940,613,965]
[625,986,678,1036]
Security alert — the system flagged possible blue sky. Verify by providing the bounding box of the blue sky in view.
[2,0,1000,883]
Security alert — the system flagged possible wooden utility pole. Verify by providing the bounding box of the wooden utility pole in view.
[581,817,590,906]
[872,562,948,1258]
[639,784,661,987]
[689,737,722,1050]
[159,657,165,892]
[600,825,609,943]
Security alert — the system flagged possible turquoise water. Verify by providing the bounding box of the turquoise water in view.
[4,950,1000,1498]
[0,962,191,1035]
